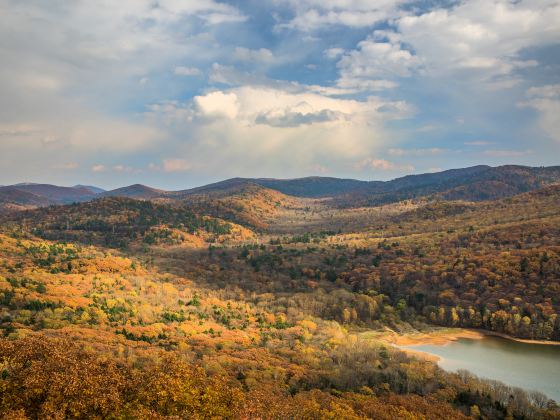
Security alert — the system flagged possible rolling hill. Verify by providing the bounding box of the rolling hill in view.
[171,165,560,207]
[2,196,249,248]
[9,183,97,203]
[100,184,165,199]
[0,187,56,213]
[2,165,559,213]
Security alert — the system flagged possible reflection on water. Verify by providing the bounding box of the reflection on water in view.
[405,336,560,402]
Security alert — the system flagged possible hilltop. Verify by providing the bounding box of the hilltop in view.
[2,165,559,213]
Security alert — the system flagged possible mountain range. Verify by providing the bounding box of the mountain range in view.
[1,165,559,213]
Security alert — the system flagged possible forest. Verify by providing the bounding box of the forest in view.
[0,180,559,419]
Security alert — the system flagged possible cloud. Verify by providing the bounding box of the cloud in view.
[52,163,79,170]
[174,66,203,76]
[187,85,413,125]
[335,35,420,91]
[163,159,191,172]
[146,85,413,177]
[92,165,106,173]
[112,165,135,173]
[394,0,560,83]
[275,0,409,31]
[1,0,557,186]
[518,84,560,143]
[331,0,560,92]
[233,47,274,63]
[481,149,534,157]
[0,126,42,137]
[526,84,560,99]
[324,48,344,59]
[255,108,347,127]
[194,91,240,119]
[388,148,446,156]
[464,140,494,146]
[355,157,414,172]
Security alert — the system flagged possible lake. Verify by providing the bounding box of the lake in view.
[403,335,560,402]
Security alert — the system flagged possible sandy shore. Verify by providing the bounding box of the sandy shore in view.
[380,328,485,347]
[379,327,560,348]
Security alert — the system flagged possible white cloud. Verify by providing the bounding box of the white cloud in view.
[92,165,106,173]
[112,165,135,173]
[233,47,274,63]
[395,0,560,81]
[355,157,414,172]
[146,85,413,177]
[519,84,560,143]
[331,0,560,92]
[189,86,413,125]
[335,36,420,91]
[194,91,240,119]
[163,159,191,172]
[526,84,560,99]
[174,66,203,76]
[276,0,410,31]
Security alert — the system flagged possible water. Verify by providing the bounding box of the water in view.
[404,336,560,402]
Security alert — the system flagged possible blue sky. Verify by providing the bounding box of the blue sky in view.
[0,0,559,190]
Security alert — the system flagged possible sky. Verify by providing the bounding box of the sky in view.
[0,0,559,190]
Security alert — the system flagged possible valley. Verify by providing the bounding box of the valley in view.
[0,165,559,419]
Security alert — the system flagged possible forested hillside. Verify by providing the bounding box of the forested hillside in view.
[0,227,557,418]
[2,197,250,248]
[0,177,559,418]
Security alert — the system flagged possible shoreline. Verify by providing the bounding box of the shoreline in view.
[472,329,560,346]
[378,327,560,348]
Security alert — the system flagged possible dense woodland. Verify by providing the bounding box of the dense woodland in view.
[1,178,559,418]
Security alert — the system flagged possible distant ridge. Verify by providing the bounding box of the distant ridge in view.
[0,187,56,207]
[171,176,372,198]
[73,184,105,194]
[1,184,95,204]
[100,184,165,199]
[1,164,559,211]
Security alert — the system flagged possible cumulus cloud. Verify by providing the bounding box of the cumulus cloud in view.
[332,0,560,92]
[335,34,420,91]
[255,109,346,127]
[146,85,413,177]
[194,91,240,119]
[518,84,560,143]
[395,0,560,83]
